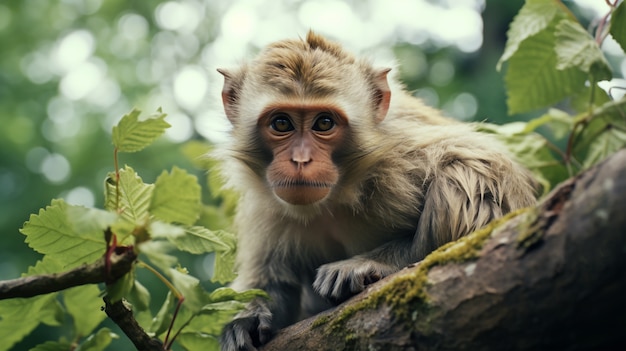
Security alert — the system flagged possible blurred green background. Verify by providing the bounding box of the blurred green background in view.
[0,0,615,349]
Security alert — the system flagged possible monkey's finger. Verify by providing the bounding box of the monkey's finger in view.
[257,313,273,345]
[220,318,258,351]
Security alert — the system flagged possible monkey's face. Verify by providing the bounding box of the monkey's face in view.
[258,105,346,206]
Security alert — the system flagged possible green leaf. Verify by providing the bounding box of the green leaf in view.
[168,268,211,313]
[76,328,118,351]
[208,287,268,303]
[498,0,568,69]
[30,340,72,351]
[106,270,135,303]
[181,140,214,170]
[64,285,106,337]
[139,240,179,272]
[20,199,105,269]
[211,230,238,284]
[576,99,626,168]
[148,291,176,336]
[523,108,573,139]
[610,1,626,53]
[176,333,220,351]
[150,167,202,225]
[555,20,611,81]
[0,294,63,351]
[112,108,170,153]
[104,165,154,225]
[505,25,587,114]
[127,279,151,311]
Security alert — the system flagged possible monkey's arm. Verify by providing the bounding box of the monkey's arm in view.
[314,158,534,303]
[220,281,301,351]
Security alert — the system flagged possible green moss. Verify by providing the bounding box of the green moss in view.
[314,208,531,333]
[515,208,543,249]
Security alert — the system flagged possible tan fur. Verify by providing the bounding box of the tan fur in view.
[217,31,536,351]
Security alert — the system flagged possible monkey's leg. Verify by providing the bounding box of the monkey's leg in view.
[220,282,301,351]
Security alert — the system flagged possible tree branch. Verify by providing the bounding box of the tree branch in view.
[103,296,164,351]
[262,149,626,351]
[0,247,136,300]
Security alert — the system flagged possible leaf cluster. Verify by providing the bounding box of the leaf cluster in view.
[491,0,626,193]
[0,109,255,351]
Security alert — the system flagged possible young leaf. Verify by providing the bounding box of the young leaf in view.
[77,327,118,351]
[150,167,202,225]
[112,108,170,153]
[106,270,135,303]
[149,291,176,336]
[104,165,154,225]
[555,20,611,81]
[505,25,587,114]
[610,1,626,53]
[497,0,568,69]
[168,268,211,313]
[20,199,106,269]
[64,285,107,337]
[211,230,238,284]
[127,279,151,312]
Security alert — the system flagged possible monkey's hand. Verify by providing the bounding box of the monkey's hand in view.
[313,257,397,303]
[220,298,273,351]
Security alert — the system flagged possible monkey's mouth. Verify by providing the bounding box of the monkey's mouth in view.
[273,180,333,188]
[271,180,333,205]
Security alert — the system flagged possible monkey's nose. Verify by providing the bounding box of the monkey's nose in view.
[291,147,312,167]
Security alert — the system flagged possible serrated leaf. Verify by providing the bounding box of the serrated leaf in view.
[150,167,202,225]
[610,1,626,53]
[20,199,106,269]
[153,224,232,254]
[0,294,63,351]
[498,0,568,69]
[112,108,170,153]
[104,165,154,226]
[505,25,587,114]
[29,340,73,351]
[555,20,611,81]
[583,126,626,168]
[76,328,118,351]
[168,268,211,313]
[64,285,106,337]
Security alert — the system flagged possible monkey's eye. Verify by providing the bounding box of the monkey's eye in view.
[270,115,294,132]
[312,114,335,132]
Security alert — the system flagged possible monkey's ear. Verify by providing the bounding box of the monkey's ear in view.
[217,68,239,124]
[373,68,392,123]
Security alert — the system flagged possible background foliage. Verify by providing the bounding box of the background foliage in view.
[0,0,623,350]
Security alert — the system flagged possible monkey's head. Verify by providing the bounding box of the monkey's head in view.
[217,31,391,207]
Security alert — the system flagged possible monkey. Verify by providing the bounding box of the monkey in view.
[215,31,536,351]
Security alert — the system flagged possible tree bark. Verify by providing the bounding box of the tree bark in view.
[262,149,626,351]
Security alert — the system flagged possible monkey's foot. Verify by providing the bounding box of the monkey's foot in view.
[313,257,397,303]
